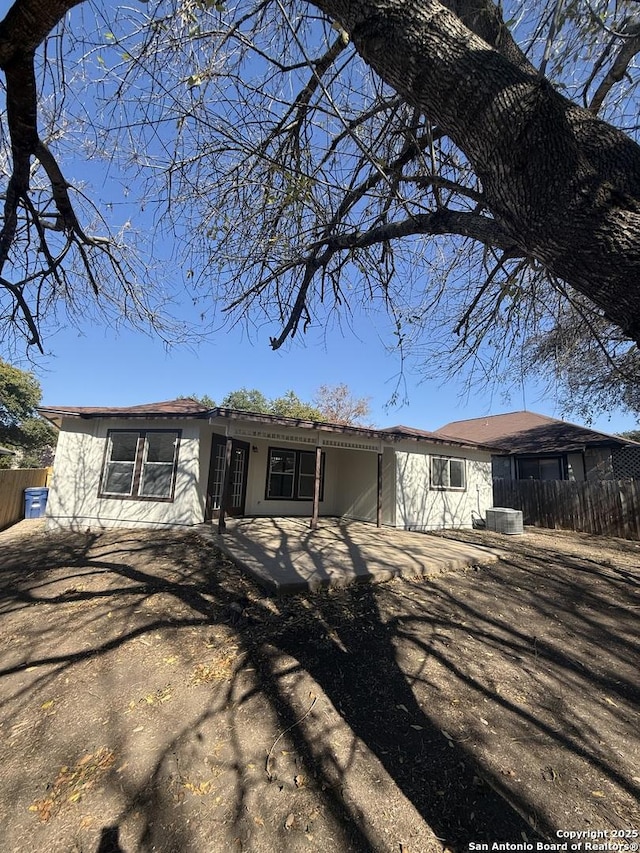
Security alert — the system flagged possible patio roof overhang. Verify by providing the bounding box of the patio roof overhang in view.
[207,408,497,452]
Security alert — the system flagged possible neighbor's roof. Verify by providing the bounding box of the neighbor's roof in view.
[434,410,634,454]
[38,399,494,451]
[0,445,16,456]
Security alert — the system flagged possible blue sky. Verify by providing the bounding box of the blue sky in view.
[3,0,638,437]
[34,310,639,435]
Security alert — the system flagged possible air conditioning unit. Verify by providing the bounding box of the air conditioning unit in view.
[485,507,524,535]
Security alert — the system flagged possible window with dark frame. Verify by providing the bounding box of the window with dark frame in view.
[266,447,324,500]
[516,456,563,481]
[100,430,181,501]
[430,456,466,490]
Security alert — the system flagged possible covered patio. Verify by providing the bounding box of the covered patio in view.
[203,516,501,593]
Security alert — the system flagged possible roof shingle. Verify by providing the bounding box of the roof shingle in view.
[435,411,633,454]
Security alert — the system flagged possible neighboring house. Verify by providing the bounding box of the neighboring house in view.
[0,445,16,469]
[434,410,640,481]
[38,399,495,532]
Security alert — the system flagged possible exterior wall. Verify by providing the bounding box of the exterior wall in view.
[220,422,384,520]
[491,455,514,480]
[393,443,492,530]
[236,435,380,523]
[566,452,585,481]
[332,448,379,522]
[239,434,491,530]
[46,417,202,530]
[493,452,587,482]
[241,436,341,517]
[381,447,396,526]
[585,447,615,481]
[46,415,493,532]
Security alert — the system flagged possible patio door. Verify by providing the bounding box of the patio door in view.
[206,436,250,520]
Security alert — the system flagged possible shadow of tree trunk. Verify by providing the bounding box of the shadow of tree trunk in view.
[247,582,539,845]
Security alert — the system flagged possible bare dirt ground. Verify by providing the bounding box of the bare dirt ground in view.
[0,521,638,853]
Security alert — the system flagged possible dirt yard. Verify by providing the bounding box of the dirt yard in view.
[0,521,638,853]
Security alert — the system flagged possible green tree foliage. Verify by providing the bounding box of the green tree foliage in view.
[180,393,216,408]
[270,391,323,420]
[519,302,640,423]
[0,359,41,433]
[0,360,57,467]
[203,385,369,423]
[219,387,322,419]
[618,430,640,443]
[220,389,271,413]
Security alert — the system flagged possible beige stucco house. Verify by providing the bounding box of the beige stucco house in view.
[39,399,495,533]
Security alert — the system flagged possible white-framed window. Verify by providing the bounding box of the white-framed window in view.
[100,430,181,501]
[266,447,324,501]
[431,456,466,490]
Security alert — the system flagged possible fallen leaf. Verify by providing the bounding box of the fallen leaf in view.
[294,775,306,788]
[183,780,212,796]
[396,704,409,714]
[284,813,295,830]
[591,790,605,798]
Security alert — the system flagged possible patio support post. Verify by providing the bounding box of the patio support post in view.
[377,452,383,528]
[217,437,233,534]
[310,445,322,530]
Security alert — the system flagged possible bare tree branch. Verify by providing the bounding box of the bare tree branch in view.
[589,25,640,113]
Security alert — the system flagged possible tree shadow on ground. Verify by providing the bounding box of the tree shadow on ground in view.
[0,526,637,851]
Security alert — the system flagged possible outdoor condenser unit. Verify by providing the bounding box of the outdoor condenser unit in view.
[485,507,524,535]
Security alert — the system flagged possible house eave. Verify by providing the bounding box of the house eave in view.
[209,408,495,451]
[37,401,494,453]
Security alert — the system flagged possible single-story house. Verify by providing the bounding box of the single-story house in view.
[38,399,496,532]
[434,410,640,481]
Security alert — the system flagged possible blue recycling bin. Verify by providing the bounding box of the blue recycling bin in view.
[24,487,49,519]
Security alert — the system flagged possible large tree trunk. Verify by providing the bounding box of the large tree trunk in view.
[310,0,640,345]
[2,0,640,345]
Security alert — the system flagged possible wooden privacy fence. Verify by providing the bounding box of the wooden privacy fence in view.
[493,478,640,540]
[0,468,49,531]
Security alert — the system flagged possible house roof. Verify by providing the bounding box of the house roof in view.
[38,399,492,451]
[434,410,635,455]
[0,445,16,456]
[38,398,211,421]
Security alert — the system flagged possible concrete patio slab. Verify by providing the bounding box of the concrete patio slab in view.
[200,517,501,593]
